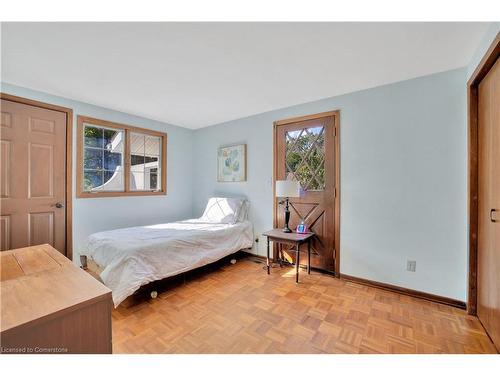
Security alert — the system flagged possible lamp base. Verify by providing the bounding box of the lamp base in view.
[283,197,293,233]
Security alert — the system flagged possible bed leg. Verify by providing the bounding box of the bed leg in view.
[150,291,158,299]
[230,258,237,264]
[80,255,88,270]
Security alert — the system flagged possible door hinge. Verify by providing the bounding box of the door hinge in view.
[333,188,336,198]
[334,127,337,137]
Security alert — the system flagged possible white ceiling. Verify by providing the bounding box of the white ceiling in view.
[1,22,490,129]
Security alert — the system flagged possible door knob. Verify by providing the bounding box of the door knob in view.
[54,202,64,209]
[491,209,498,223]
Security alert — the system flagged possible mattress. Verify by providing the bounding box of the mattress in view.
[81,219,253,306]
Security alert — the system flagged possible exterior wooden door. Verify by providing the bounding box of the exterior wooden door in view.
[477,56,500,350]
[274,112,339,273]
[1,98,68,254]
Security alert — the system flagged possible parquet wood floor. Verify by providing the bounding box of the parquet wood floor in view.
[112,257,497,354]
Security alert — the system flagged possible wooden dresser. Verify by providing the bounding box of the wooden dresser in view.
[0,244,112,354]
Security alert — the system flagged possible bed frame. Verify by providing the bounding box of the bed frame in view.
[80,249,252,307]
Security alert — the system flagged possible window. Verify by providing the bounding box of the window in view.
[285,126,325,191]
[77,116,167,197]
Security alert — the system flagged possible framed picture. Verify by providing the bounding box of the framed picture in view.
[217,144,246,182]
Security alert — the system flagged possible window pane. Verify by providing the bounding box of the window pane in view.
[102,170,124,191]
[83,170,103,191]
[145,136,160,156]
[130,172,144,190]
[131,154,145,166]
[130,132,144,191]
[104,129,123,152]
[130,132,145,155]
[103,150,122,170]
[84,148,103,169]
[146,162,160,191]
[145,156,159,181]
[149,173,158,190]
[285,126,325,191]
[84,125,103,148]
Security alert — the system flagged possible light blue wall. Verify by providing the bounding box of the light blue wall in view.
[2,66,475,301]
[1,82,194,259]
[467,23,499,79]
[192,68,468,301]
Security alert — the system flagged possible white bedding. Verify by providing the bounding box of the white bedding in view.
[81,219,253,306]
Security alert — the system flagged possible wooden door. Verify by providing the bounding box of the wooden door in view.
[1,99,67,254]
[477,56,500,350]
[274,112,339,273]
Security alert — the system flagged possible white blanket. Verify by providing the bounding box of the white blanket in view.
[81,219,253,306]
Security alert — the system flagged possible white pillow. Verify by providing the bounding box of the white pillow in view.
[200,197,244,224]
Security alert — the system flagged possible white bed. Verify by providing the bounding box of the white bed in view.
[81,217,253,307]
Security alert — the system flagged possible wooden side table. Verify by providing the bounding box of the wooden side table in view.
[262,229,316,283]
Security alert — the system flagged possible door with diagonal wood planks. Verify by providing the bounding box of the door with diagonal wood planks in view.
[274,112,339,273]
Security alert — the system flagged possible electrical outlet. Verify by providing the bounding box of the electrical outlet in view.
[255,237,259,243]
[407,260,416,272]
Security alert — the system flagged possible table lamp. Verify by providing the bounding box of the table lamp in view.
[275,180,301,233]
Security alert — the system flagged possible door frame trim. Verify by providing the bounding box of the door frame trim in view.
[273,110,341,276]
[467,32,500,315]
[0,93,74,260]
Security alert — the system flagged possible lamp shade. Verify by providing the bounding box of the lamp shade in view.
[275,180,300,198]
